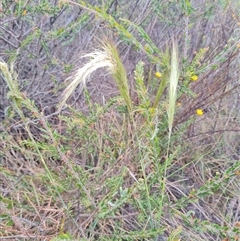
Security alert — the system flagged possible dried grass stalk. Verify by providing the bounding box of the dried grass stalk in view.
[168,39,179,140]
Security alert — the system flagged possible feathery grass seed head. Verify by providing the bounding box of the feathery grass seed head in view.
[58,39,132,114]
[168,39,179,140]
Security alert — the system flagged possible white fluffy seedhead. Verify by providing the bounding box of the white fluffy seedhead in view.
[58,40,132,114]
[58,49,114,111]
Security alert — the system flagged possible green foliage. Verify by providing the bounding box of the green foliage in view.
[135,61,150,108]
[0,0,239,240]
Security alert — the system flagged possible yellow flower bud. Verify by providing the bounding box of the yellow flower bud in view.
[190,75,198,81]
[144,44,149,51]
[149,108,156,115]
[155,72,162,78]
[196,109,204,116]
[177,102,181,107]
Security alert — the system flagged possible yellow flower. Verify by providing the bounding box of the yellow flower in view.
[22,9,27,16]
[176,102,181,107]
[144,44,149,51]
[196,109,204,116]
[149,107,156,115]
[235,170,240,176]
[190,75,198,81]
[155,71,162,78]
